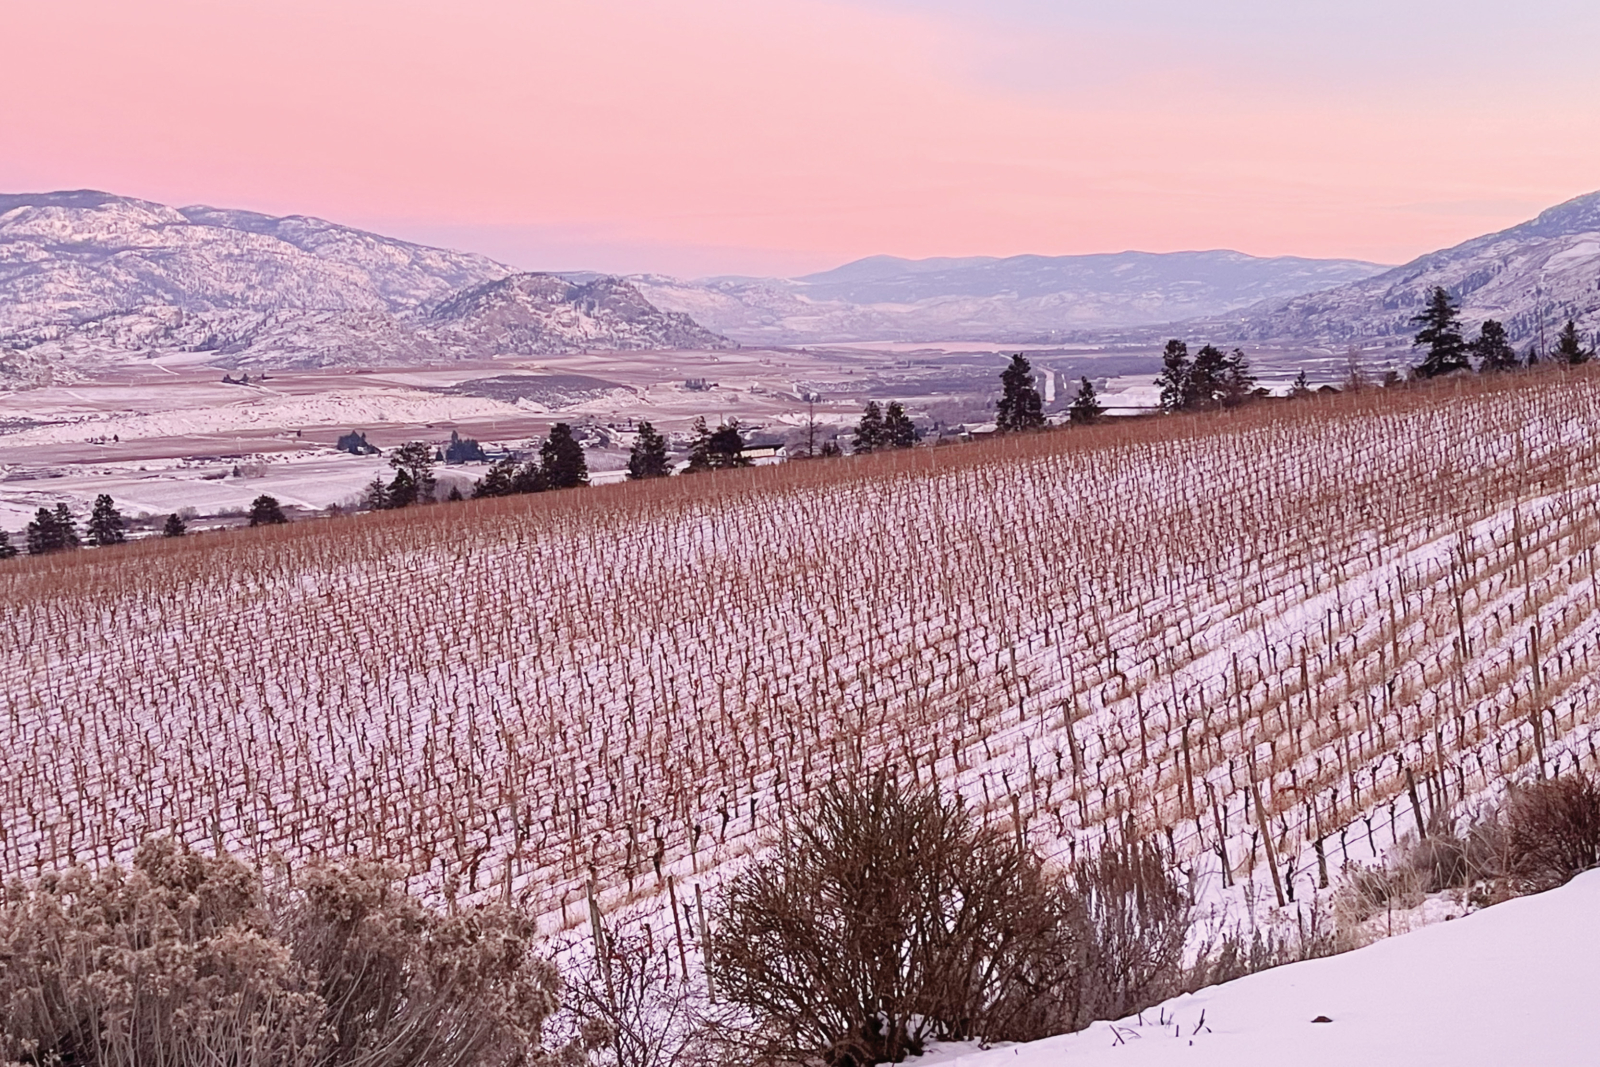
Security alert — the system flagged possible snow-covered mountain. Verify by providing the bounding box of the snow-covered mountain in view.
[1210,191,1600,354]
[0,191,728,387]
[630,250,1391,344]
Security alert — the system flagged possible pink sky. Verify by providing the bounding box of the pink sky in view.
[4,0,1599,276]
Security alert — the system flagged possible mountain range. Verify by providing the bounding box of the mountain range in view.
[0,191,726,388]
[1209,191,1600,355]
[629,251,1390,345]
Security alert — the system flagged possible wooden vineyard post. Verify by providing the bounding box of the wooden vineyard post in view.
[696,882,716,1002]
[1249,775,1286,908]
[668,874,690,983]
[1403,763,1428,840]
[1531,623,1548,778]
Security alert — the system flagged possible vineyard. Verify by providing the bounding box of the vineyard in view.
[5,371,1600,941]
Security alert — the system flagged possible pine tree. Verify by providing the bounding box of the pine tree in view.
[685,417,714,473]
[26,507,59,555]
[511,460,548,495]
[388,442,437,502]
[0,529,15,559]
[85,494,126,546]
[53,504,79,549]
[853,401,887,454]
[1470,319,1520,372]
[996,354,1045,431]
[443,430,487,463]
[385,468,419,508]
[1186,344,1229,408]
[1219,348,1258,407]
[364,477,392,510]
[541,422,589,489]
[627,421,671,480]
[707,420,751,469]
[248,495,288,526]
[162,513,187,538]
[883,401,919,449]
[1155,340,1191,412]
[446,485,464,502]
[1553,319,1592,365]
[1411,286,1470,377]
[1067,377,1104,425]
[1289,369,1313,398]
[472,458,518,498]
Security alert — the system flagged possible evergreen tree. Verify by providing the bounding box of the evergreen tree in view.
[1067,377,1104,425]
[388,442,437,502]
[1289,369,1313,398]
[540,423,589,489]
[707,420,751,469]
[1553,319,1593,365]
[853,401,887,454]
[1155,339,1191,413]
[85,494,126,547]
[883,401,919,449]
[443,430,487,464]
[53,504,79,549]
[385,468,419,508]
[1219,348,1258,407]
[248,495,288,526]
[685,417,714,473]
[446,485,464,502]
[162,513,187,538]
[363,477,392,511]
[1411,286,1470,377]
[996,353,1045,431]
[1469,319,1520,372]
[0,529,14,559]
[511,460,548,494]
[1185,344,1229,408]
[627,421,671,480]
[473,458,518,498]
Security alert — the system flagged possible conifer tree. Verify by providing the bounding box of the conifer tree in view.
[0,529,14,559]
[883,401,919,449]
[685,416,714,473]
[363,477,392,511]
[446,485,464,502]
[388,442,437,502]
[385,469,419,508]
[85,494,126,546]
[853,401,887,454]
[707,420,751,469]
[996,354,1045,431]
[541,422,589,489]
[1469,319,1520,372]
[1289,369,1313,398]
[511,460,548,495]
[162,513,187,538]
[248,495,288,526]
[1185,344,1229,408]
[1155,340,1191,412]
[626,421,671,480]
[53,504,79,549]
[1219,348,1258,407]
[472,458,518,498]
[1411,286,1470,377]
[1067,377,1104,425]
[26,507,59,555]
[1553,319,1592,365]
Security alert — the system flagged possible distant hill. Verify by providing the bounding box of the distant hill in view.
[0,191,727,387]
[1207,190,1600,356]
[630,250,1391,344]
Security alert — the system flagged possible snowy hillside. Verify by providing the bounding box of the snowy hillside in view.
[1215,190,1600,354]
[927,868,1600,1067]
[631,250,1390,344]
[0,191,729,386]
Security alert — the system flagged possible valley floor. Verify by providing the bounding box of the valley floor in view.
[925,869,1600,1067]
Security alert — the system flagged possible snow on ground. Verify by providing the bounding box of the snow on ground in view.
[924,870,1600,1067]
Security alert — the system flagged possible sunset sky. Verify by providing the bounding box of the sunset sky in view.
[5,0,1600,276]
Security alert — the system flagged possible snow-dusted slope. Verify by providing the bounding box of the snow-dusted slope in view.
[0,191,728,385]
[927,869,1600,1067]
[631,251,1390,344]
[1216,190,1600,353]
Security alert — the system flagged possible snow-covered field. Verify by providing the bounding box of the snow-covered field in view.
[2,371,1600,950]
[924,868,1600,1066]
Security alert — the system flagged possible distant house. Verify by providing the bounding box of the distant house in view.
[743,444,786,466]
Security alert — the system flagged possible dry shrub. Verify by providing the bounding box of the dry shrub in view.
[1507,771,1600,888]
[0,837,324,1067]
[1070,836,1191,1026]
[0,840,575,1067]
[709,777,1087,1066]
[559,929,715,1067]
